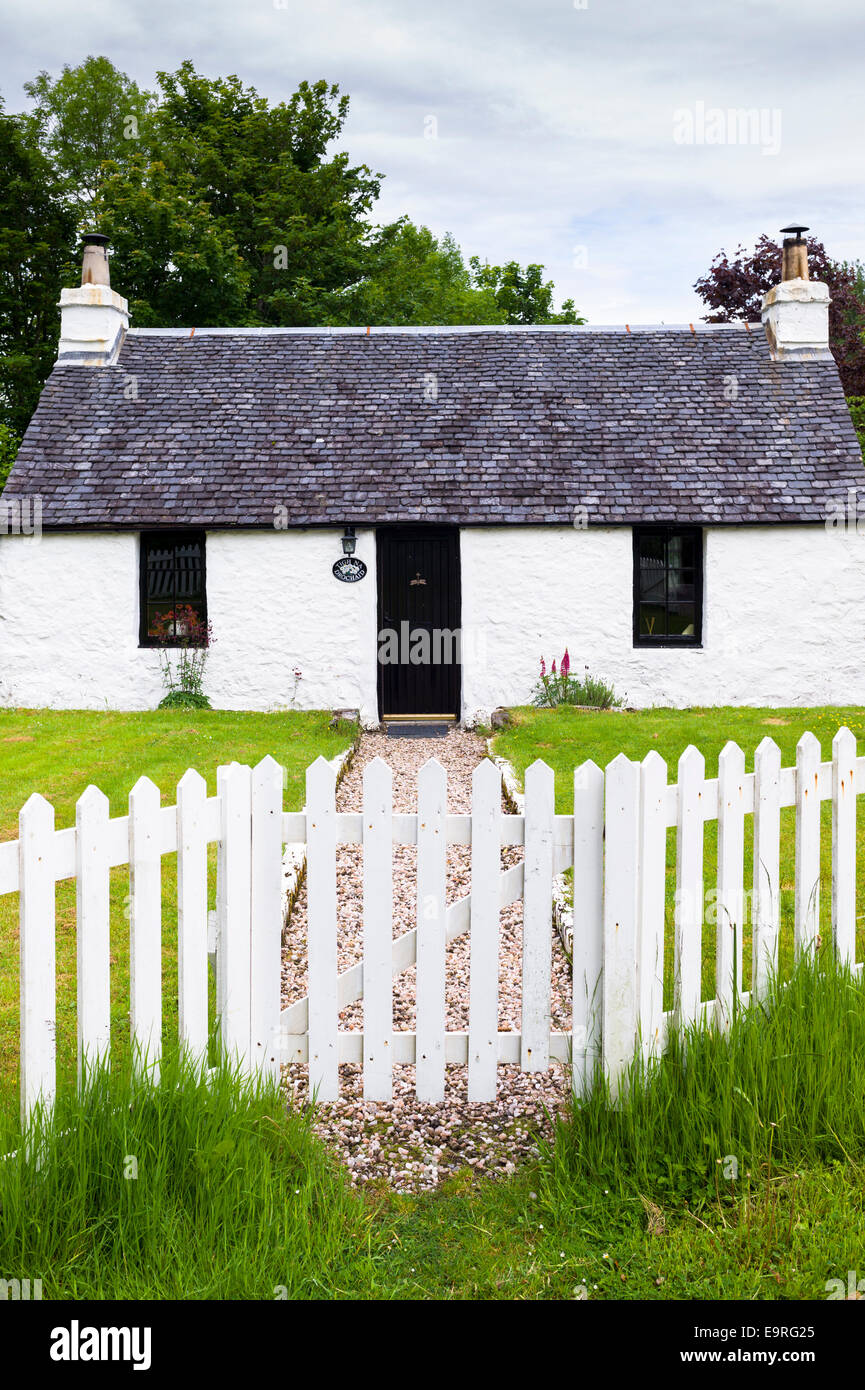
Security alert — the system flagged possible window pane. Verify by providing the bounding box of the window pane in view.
[639,603,667,638]
[668,533,697,568]
[667,602,696,637]
[638,534,665,564]
[667,567,695,603]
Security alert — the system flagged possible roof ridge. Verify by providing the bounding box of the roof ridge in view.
[126,322,758,338]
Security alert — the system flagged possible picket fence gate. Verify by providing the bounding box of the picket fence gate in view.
[5,728,864,1127]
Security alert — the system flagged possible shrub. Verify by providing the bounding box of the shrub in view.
[531,649,622,709]
[149,604,214,709]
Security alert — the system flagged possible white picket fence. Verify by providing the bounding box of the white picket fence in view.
[5,729,864,1125]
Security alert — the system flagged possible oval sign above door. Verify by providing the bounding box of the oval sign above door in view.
[332,556,368,583]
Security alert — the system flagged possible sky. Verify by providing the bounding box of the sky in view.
[1,0,862,322]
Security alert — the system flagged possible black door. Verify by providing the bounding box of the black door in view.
[377,528,461,717]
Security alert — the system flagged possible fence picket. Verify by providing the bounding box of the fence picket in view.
[306,756,339,1101]
[716,742,745,1027]
[129,776,162,1079]
[522,760,555,1072]
[753,737,781,999]
[832,727,857,966]
[76,785,111,1086]
[602,755,640,1098]
[674,746,705,1027]
[572,761,604,1097]
[416,758,447,1102]
[468,759,502,1101]
[177,768,208,1067]
[19,794,56,1126]
[363,758,393,1101]
[217,763,252,1063]
[251,756,284,1077]
[794,732,821,957]
[637,751,667,1059]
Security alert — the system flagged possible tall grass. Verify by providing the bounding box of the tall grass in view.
[0,1051,379,1300]
[545,953,865,1212]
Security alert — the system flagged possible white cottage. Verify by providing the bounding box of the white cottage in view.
[1,230,863,725]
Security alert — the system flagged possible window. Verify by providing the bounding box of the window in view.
[139,532,207,646]
[633,527,702,646]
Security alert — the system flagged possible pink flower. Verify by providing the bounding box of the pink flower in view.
[561,648,570,677]
[540,656,546,676]
[551,659,557,675]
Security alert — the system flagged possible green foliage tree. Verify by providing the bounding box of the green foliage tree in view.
[23,56,154,213]
[95,158,249,326]
[0,103,77,436]
[333,221,504,325]
[469,257,584,324]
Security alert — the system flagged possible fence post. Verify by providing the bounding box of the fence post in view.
[363,757,393,1102]
[468,758,502,1102]
[177,768,208,1068]
[572,760,603,1097]
[522,760,555,1072]
[716,742,745,1028]
[76,784,111,1087]
[216,762,252,1067]
[638,751,667,1060]
[794,731,821,958]
[416,758,447,1103]
[129,776,162,1081]
[602,754,640,1099]
[753,737,781,1000]
[306,756,339,1101]
[251,756,284,1079]
[674,746,705,1028]
[19,794,56,1127]
[831,726,857,967]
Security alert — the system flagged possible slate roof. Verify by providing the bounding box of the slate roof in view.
[5,324,862,528]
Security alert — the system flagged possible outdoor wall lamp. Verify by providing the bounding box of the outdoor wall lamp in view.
[342,526,357,556]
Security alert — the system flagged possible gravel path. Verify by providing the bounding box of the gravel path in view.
[281,728,572,1192]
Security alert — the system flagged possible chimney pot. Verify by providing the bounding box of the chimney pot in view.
[779,223,810,282]
[80,232,112,288]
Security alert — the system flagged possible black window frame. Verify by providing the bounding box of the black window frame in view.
[139,530,208,648]
[632,526,703,648]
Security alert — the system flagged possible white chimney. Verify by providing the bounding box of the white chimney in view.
[761,224,831,362]
[57,233,129,367]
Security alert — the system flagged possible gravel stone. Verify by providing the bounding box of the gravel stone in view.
[281,729,572,1193]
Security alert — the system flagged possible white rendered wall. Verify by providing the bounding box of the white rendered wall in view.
[0,528,379,720]
[459,525,865,716]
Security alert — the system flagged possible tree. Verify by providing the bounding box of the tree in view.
[694,234,865,397]
[332,221,504,325]
[469,257,584,324]
[0,103,77,435]
[95,157,249,326]
[23,55,154,213]
[149,64,383,325]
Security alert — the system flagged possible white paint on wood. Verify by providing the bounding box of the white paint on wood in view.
[572,760,604,1096]
[716,742,745,1026]
[362,757,393,1101]
[306,756,339,1101]
[753,737,782,998]
[416,758,447,1103]
[675,745,705,1027]
[177,768,208,1066]
[76,784,111,1085]
[522,760,555,1071]
[794,731,821,956]
[468,759,502,1101]
[602,754,640,1098]
[217,762,252,1063]
[129,776,162,1079]
[832,726,857,965]
[19,794,56,1125]
[251,756,284,1077]
[637,751,667,1058]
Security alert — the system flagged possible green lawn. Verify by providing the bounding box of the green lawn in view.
[0,709,355,1120]
[493,705,865,1002]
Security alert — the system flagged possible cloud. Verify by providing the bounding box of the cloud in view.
[2,0,861,320]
